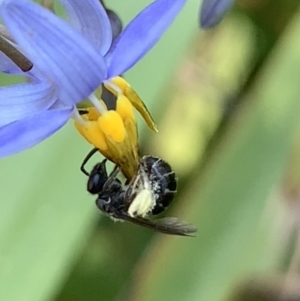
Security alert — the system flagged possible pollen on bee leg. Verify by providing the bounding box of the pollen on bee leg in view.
[128,189,155,217]
[98,111,126,143]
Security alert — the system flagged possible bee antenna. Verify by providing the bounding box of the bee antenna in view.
[80,148,99,176]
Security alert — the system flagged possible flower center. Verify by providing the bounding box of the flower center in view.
[72,76,157,180]
[73,82,128,151]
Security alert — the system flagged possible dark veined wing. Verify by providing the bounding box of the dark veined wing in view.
[118,211,197,236]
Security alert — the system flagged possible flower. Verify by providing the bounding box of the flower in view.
[199,0,236,29]
[76,77,158,179]
[0,0,186,167]
[0,0,108,156]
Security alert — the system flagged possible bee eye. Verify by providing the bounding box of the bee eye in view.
[87,162,108,194]
[88,173,107,194]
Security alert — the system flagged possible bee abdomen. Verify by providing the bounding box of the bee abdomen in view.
[141,156,178,215]
[151,190,177,215]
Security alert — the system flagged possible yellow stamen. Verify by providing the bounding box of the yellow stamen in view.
[85,102,106,121]
[125,87,158,132]
[88,93,107,115]
[98,111,126,143]
[74,120,108,150]
[123,115,139,162]
[74,79,156,180]
[116,95,135,121]
[105,77,158,132]
[108,76,128,94]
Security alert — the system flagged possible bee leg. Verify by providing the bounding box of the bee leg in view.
[108,164,121,179]
[80,147,99,176]
[102,165,121,190]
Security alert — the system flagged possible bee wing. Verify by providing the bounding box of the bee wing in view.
[153,217,197,236]
[118,212,197,236]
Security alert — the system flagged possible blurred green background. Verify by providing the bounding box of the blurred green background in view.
[2,0,300,300]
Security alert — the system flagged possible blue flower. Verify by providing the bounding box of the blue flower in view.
[199,0,236,29]
[0,0,186,157]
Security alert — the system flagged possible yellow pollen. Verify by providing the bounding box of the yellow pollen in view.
[98,111,126,143]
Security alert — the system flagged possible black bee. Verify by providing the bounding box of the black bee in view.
[82,154,197,236]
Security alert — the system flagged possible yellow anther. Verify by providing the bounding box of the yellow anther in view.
[110,76,129,94]
[87,100,107,120]
[105,76,158,132]
[74,120,108,150]
[124,86,158,132]
[98,111,126,143]
[116,95,135,121]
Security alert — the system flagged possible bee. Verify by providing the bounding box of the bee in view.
[83,154,197,236]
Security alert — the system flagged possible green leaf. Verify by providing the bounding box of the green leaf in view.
[0,126,100,301]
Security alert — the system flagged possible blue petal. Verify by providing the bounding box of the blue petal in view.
[200,0,236,29]
[106,0,186,79]
[0,80,57,126]
[0,107,72,157]
[59,0,112,55]
[1,0,107,106]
